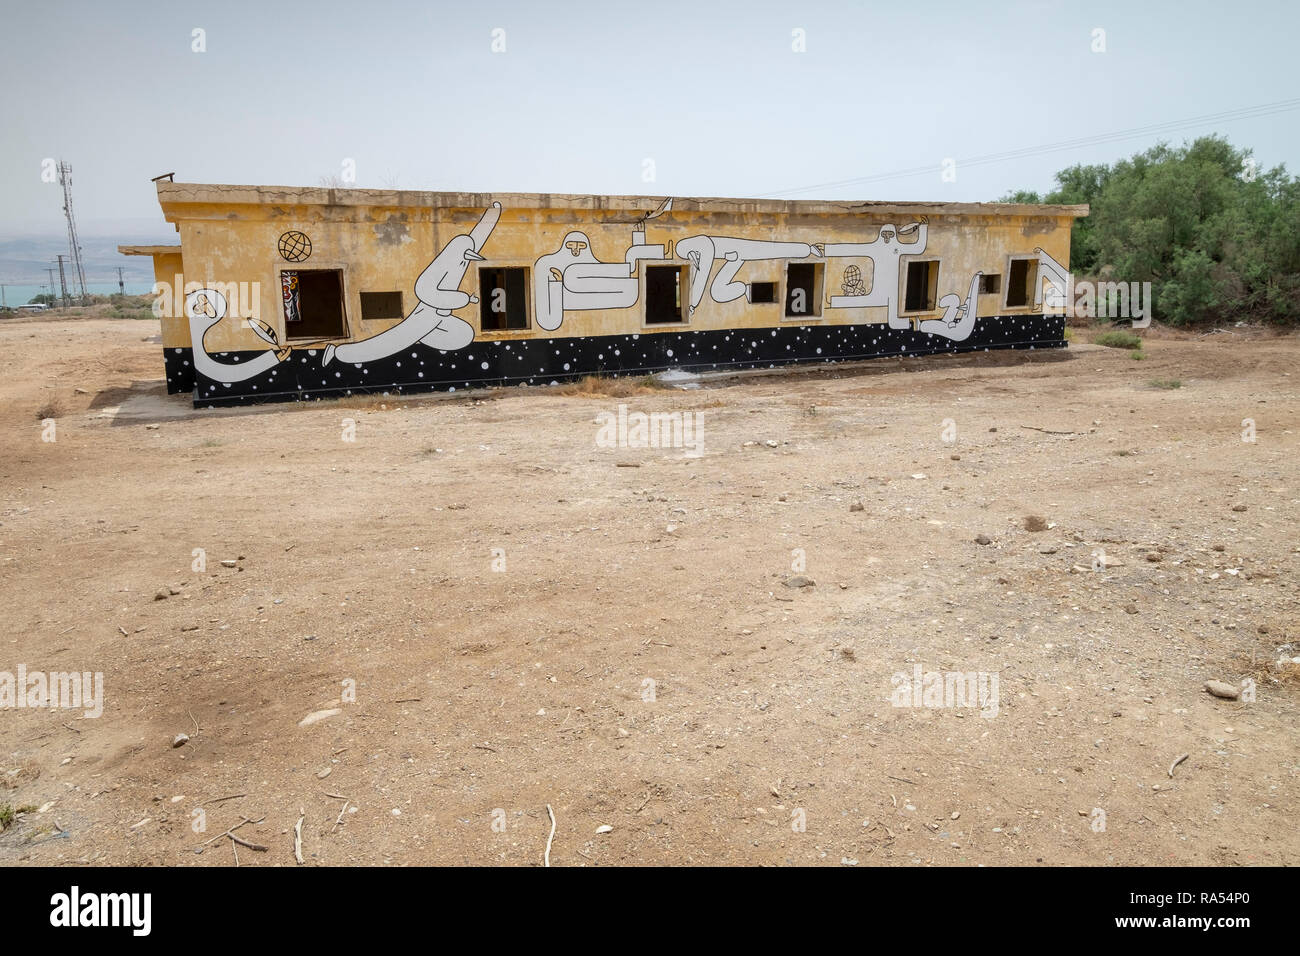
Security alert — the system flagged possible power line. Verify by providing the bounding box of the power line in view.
[757,97,1300,198]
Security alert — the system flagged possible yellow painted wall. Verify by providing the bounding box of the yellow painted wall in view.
[153,199,1076,353]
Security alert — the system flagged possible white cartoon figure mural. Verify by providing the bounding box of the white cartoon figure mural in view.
[186,287,291,384]
[824,220,928,328]
[1033,247,1070,310]
[676,236,817,314]
[323,202,502,365]
[532,200,675,332]
[533,229,671,331]
[918,272,983,340]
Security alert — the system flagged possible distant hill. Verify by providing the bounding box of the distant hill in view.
[0,220,175,285]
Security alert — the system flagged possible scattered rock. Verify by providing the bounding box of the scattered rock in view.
[1023,515,1048,532]
[299,708,342,727]
[1204,680,1240,701]
[595,824,613,834]
[154,590,168,601]
[1038,544,1058,555]
[975,533,992,545]
[849,501,864,512]
[1145,552,1162,562]
[764,439,779,448]
[783,575,815,589]
[317,767,332,779]
[950,454,961,460]
[1231,504,1248,513]
[1124,604,1138,615]
[171,733,189,748]
[220,560,237,568]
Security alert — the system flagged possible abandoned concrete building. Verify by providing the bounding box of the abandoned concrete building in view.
[120,180,1088,407]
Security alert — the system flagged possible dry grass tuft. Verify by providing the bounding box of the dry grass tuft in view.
[552,375,675,398]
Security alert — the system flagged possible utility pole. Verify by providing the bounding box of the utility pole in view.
[56,256,71,308]
[116,266,125,296]
[47,267,57,307]
[57,161,89,304]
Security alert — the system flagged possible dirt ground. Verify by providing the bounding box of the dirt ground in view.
[1,314,1296,866]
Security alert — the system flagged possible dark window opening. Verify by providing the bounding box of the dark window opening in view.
[360,291,404,320]
[283,269,346,339]
[979,274,1001,295]
[785,262,822,317]
[478,267,530,330]
[904,261,939,312]
[749,281,777,304]
[1005,258,1036,308]
[645,265,687,324]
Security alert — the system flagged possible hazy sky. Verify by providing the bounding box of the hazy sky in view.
[2,0,1298,238]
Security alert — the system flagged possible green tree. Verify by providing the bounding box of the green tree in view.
[999,136,1300,325]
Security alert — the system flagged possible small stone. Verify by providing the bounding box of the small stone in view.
[975,534,992,546]
[840,857,859,866]
[171,733,189,748]
[154,590,168,601]
[778,494,787,501]
[1146,552,1161,562]
[317,767,332,779]
[764,439,779,448]
[595,824,613,834]
[1124,604,1138,614]
[220,560,237,568]
[298,708,342,727]
[1038,544,1058,555]
[950,811,960,820]
[950,454,961,461]
[1023,515,1048,532]
[1204,680,1240,700]
[849,501,864,512]
[1231,504,1247,513]
[783,575,815,589]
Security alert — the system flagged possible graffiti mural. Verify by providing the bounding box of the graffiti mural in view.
[323,202,501,364]
[823,220,927,328]
[185,287,290,385]
[677,236,817,314]
[172,199,1069,405]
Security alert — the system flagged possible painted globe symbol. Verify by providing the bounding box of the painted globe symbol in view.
[278,231,312,262]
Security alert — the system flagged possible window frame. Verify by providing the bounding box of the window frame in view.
[1003,255,1039,310]
[277,265,353,342]
[900,258,942,316]
[476,264,533,333]
[783,261,824,320]
[642,263,691,327]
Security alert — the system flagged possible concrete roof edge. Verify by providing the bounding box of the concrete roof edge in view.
[118,244,182,255]
[154,181,1089,218]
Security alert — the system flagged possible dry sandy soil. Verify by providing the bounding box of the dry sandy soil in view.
[1,314,1297,866]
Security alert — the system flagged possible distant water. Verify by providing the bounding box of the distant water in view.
[1,282,154,306]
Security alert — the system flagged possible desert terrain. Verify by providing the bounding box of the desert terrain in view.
[1,313,1296,866]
